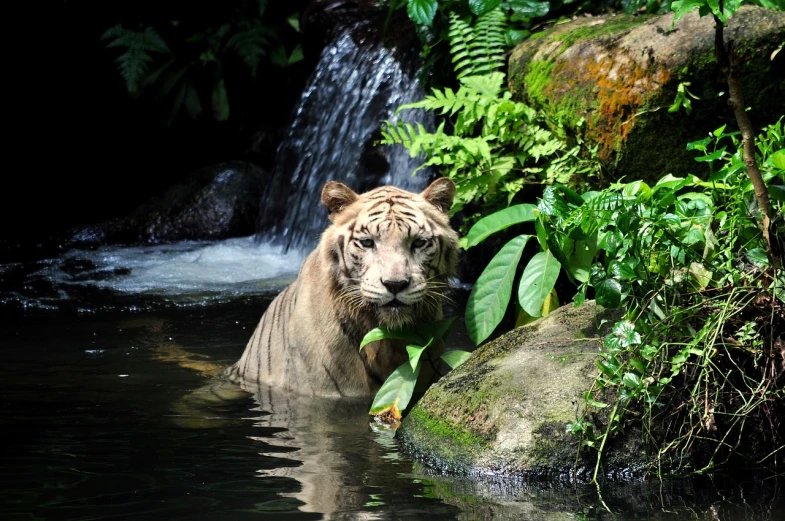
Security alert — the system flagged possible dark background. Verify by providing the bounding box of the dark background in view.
[5,0,318,243]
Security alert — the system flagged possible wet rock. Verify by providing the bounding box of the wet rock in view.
[508,6,785,182]
[397,300,640,481]
[69,161,267,246]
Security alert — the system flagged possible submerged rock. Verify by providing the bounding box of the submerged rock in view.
[508,6,785,181]
[396,301,639,481]
[69,161,266,246]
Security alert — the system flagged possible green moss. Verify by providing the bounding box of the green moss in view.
[409,407,488,450]
[525,29,549,42]
[398,406,488,472]
[682,50,718,76]
[555,14,651,53]
[521,59,596,129]
[523,60,554,108]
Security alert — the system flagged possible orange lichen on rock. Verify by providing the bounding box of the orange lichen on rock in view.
[546,50,670,162]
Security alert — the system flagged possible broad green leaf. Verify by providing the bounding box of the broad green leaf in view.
[612,321,642,347]
[212,77,229,121]
[464,204,536,248]
[288,43,304,65]
[688,261,713,289]
[622,372,642,389]
[407,0,438,26]
[671,0,705,21]
[767,149,785,170]
[595,278,622,308]
[622,0,646,13]
[622,180,651,200]
[557,185,584,207]
[534,214,549,251]
[694,147,726,162]
[184,83,202,119]
[505,28,530,47]
[441,349,473,369]
[469,0,502,16]
[569,238,597,283]
[609,260,636,280]
[597,360,618,379]
[407,342,430,371]
[507,0,550,18]
[573,283,587,307]
[746,248,770,267]
[369,361,421,420]
[629,358,646,373]
[518,250,562,317]
[466,235,532,345]
[360,327,424,351]
[542,287,560,316]
[686,137,711,151]
[641,345,659,360]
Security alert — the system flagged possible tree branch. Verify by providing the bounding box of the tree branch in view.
[713,12,780,268]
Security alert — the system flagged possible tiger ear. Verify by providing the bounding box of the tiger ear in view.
[421,177,455,214]
[321,181,359,219]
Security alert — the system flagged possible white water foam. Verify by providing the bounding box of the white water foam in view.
[35,236,304,298]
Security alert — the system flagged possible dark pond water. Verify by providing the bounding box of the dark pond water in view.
[1,274,784,520]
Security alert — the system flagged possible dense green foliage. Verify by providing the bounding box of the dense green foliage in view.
[380,72,598,226]
[458,118,783,472]
[102,0,303,125]
[539,120,783,474]
[375,0,785,476]
[380,6,599,235]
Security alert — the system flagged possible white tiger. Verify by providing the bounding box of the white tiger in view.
[223,177,460,397]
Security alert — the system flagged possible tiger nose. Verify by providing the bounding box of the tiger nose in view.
[382,279,410,295]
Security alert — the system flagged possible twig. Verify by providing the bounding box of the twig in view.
[712,8,780,268]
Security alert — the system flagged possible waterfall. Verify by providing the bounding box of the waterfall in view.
[256,19,434,253]
[0,17,437,315]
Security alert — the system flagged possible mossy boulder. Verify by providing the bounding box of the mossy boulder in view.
[397,300,642,481]
[508,6,785,182]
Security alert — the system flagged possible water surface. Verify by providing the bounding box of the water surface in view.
[1,240,783,520]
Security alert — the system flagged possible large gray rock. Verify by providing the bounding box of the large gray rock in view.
[69,161,266,245]
[508,6,785,181]
[396,301,641,481]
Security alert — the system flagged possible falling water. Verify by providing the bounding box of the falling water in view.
[256,19,434,253]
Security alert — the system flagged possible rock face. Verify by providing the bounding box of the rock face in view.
[69,161,266,246]
[508,6,785,181]
[396,301,640,481]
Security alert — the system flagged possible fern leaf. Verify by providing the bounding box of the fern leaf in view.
[226,20,274,76]
[449,7,507,80]
[101,25,171,94]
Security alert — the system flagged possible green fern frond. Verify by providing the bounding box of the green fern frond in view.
[448,8,507,80]
[226,20,275,77]
[102,25,171,94]
[459,72,505,97]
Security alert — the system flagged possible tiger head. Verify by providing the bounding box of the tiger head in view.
[320,177,460,328]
